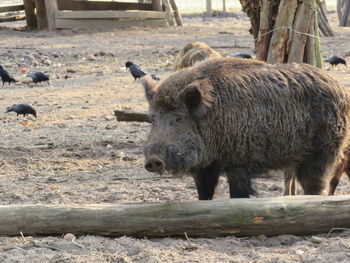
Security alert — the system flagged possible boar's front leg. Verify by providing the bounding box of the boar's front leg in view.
[226,167,255,198]
[192,163,221,200]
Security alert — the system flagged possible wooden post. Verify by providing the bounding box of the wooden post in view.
[163,0,175,26]
[169,0,182,26]
[152,0,162,11]
[0,196,350,237]
[23,0,37,29]
[34,0,48,30]
[223,0,227,12]
[44,0,58,30]
[206,0,212,16]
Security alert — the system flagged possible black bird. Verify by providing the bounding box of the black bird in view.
[125,61,160,81]
[324,56,347,67]
[27,72,50,84]
[6,104,37,118]
[0,65,16,86]
[232,53,252,59]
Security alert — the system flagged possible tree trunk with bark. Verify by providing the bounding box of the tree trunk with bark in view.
[240,0,332,67]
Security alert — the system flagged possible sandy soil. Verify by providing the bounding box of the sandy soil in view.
[0,11,350,263]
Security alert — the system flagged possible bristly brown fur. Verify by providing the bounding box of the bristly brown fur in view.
[174,42,222,71]
[144,57,350,199]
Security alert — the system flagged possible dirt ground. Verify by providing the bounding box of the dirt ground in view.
[1,10,350,263]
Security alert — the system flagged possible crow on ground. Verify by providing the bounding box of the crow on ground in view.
[27,72,50,84]
[125,61,160,81]
[6,104,37,118]
[324,56,347,67]
[232,53,252,59]
[0,65,16,86]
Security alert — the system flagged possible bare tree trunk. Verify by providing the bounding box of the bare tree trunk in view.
[316,0,335,36]
[266,0,298,64]
[240,0,323,68]
[288,0,315,63]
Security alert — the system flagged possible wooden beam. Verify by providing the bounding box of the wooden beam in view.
[169,0,182,26]
[45,0,58,30]
[206,0,212,15]
[152,0,162,11]
[0,4,24,13]
[0,195,350,237]
[34,0,48,30]
[55,18,167,29]
[55,10,166,20]
[23,0,37,29]
[57,0,153,11]
[0,14,25,23]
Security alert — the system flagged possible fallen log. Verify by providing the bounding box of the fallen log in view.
[1,195,350,237]
[114,110,150,122]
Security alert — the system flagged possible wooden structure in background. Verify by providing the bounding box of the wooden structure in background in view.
[45,0,168,30]
[23,0,37,29]
[0,0,183,30]
[0,4,26,24]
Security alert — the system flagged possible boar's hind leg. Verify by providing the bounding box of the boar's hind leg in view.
[226,167,255,198]
[296,151,333,195]
[193,163,221,200]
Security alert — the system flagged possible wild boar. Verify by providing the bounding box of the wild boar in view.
[284,149,350,195]
[142,58,350,200]
[174,42,222,71]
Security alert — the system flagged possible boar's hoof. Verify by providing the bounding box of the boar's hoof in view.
[145,156,165,174]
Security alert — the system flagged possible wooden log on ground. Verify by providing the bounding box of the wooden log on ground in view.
[34,0,48,30]
[114,110,150,122]
[0,195,350,237]
[0,14,25,23]
[0,4,24,13]
[169,0,182,26]
[23,0,37,29]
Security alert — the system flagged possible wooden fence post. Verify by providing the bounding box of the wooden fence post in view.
[34,0,48,29]
[44,0,58,30]
[23,0,37,29]
[152,0,162,11]
[206,0,212,15]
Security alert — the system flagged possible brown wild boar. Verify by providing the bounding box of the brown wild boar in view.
[142,57,350,200]
[284,149,350,195]
[174,42,222,71]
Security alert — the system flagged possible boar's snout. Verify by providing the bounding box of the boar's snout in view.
[145,155,166,174]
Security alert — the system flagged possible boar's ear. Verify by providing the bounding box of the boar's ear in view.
[177,78,213,118]
[140,75,158,103]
